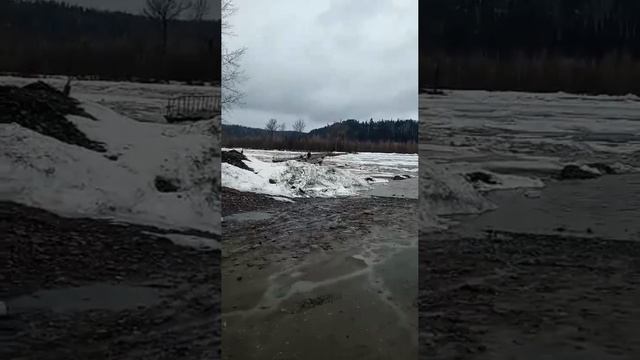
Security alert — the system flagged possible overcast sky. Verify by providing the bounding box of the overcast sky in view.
[224,0,418,131]
[45,0,220,19]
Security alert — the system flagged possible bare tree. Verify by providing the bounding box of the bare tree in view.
[265,118,278,139]
[190,0,210,21]
[265,118,278,131]
[292,119,306,133]
[278,123,286,131]
[143,0,191,54]
[222,0,247,109]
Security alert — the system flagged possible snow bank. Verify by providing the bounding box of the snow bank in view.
[235,149,419,182]
[421,162,495,216]
[222,154,369,198]
[419,161,497,232]
[0,101,220,234]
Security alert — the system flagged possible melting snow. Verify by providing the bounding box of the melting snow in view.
[0,100,220,234]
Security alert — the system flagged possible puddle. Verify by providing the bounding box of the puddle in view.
[455,173,640,240]
[373,247,418,309]
[7,284,162,313]
[362,177,418,199]
[223,211,273,223]
[247,254,370,311]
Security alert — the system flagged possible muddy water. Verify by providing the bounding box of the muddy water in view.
[222,196,417,359]
[454,173,640,240]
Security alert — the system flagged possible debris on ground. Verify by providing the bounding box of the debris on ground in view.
[0,81,105,152]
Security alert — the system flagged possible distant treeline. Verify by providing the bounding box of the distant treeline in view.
[0,0,220,82]
[222,119,418,154]
[421,0,640,95]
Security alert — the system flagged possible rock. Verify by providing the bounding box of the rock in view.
[365,177,375,182]
[105,154,119,161]
[392,175,405,181]
[559,165,600,180]
[268,179,277,184]
[403,175,412,179]
[465,171,498,184]
[154,176,181,192]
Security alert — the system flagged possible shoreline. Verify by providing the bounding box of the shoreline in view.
[419,173,640,359]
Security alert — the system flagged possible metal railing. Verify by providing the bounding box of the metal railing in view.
[165,95,220,120]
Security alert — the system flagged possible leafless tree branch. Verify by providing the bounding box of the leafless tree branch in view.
[221,0,246,110]
[292,119,306,133]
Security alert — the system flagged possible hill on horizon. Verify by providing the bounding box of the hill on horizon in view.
[223,118,418,144]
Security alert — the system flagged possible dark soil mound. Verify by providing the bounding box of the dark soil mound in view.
[559,165,600,180]
[154,176,181,192]
[465,171,498,184]
[0,81,105,152]
[222,150,253,172]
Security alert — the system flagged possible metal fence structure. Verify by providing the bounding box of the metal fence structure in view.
[165,95,220,122]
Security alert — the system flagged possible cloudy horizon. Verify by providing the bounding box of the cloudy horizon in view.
[224,0,418,131]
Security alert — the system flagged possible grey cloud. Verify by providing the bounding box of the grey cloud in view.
[224,0,417,130]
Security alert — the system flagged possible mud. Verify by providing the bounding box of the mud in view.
[419,176,640,359]
[222,193,418,359]
[0,201,220,360]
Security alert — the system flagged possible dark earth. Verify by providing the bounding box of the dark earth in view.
[420,229,640,359]
[0,81,105,152]
[0,201,221,360]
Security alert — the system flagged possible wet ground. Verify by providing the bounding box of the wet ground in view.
[0,201,220,359]
[419,91,640,359]
[221,185,418,359]
[420,173,640,360]
[456,173,640,240]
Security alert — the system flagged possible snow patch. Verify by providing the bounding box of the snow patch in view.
[222,154,369,198]
[421,162,495,216]
[271,196,295,203]
[0,101,219,234]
